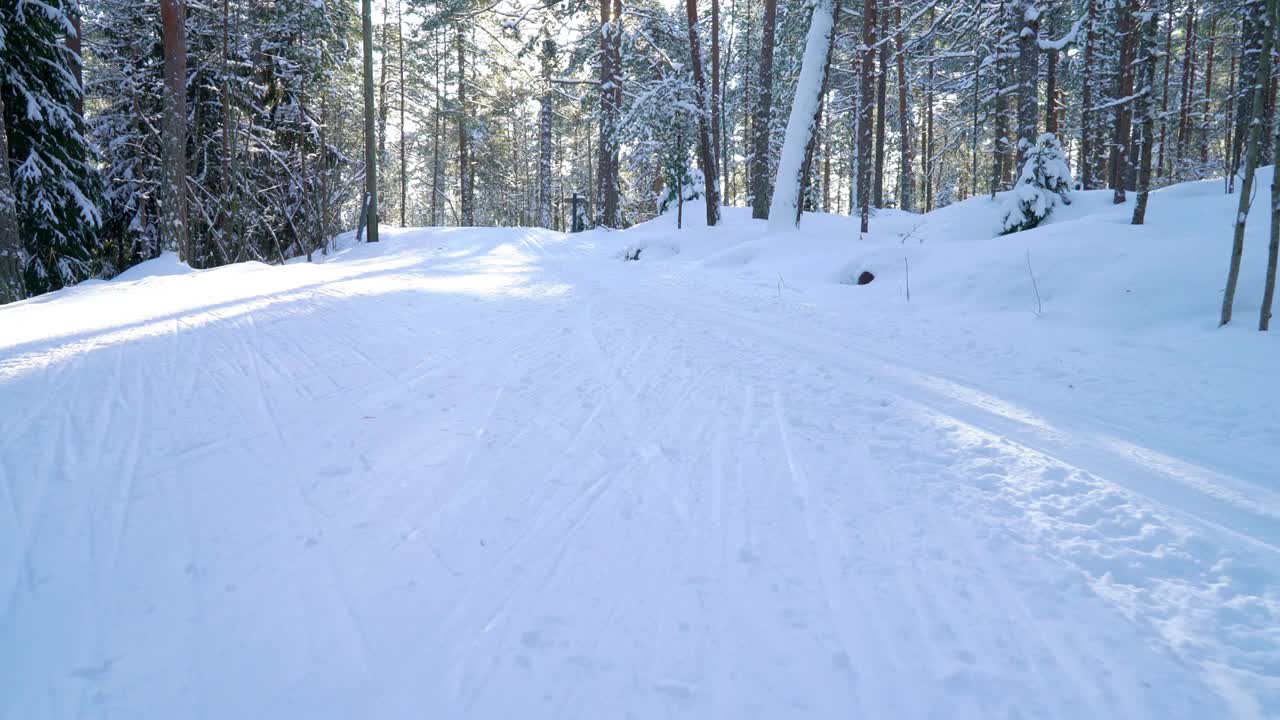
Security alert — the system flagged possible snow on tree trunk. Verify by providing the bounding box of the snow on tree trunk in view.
[1014,0,1041,168]
[767,0,837,232]
[597,0,623,228]
[750,0,777,219]
[1220,0,1274,326]
[685,0,721,227]
[1131,7,1158,225]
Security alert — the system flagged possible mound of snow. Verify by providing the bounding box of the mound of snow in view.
[111,251,192,282]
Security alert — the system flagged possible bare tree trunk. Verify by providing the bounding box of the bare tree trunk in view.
[1262,0,1280,329]
[1110,0,1140,203]
[361,0,379,241]
[538,36,555,229]
[160,0,191,261]
[1132,7,1159,224]
[711,0,723,191]
[1221,0,1274,326]
[457,29,473,226]
[1156,0,1173,177]
[895,1,913,211]
[859,0,877,230]
[0,91,22,304]
[1014,0,1040,167]
[597,0,623,227]
[925,54,935,211]
[1199,17,1217,165]
[1081,0,1099,189]
[873,0,888,207]
[66,2,83,119]
[750,0,777,218]
[378,0,390,164]
[431,30,441,225]
[1232,0,1266,185]
[1175,2,1196,170]
[970,49,980,197]
[686,0,722,226]
[219,0,236,260]
[399,1,406,226]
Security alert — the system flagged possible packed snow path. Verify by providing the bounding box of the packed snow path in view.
[2,224,1278,718]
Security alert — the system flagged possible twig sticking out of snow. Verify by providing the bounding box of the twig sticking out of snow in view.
[904,257,911,302]
[1026,249,1043,317]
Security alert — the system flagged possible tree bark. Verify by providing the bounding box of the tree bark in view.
[1080,0,1099,189]
[538,36,555,229]
[1199,16,1217,165]
[859,0,877,230]
[399,1,406,227]
[1014,0,1041,168]
[895,1,913,211]
[874,0,888,207]
[750,0,777,218]
[1110,0,1140,203]
[1156,0,1173,177]
[597,0,623,227]
[457,29,473,226]
[1221,0,1274,326]
[0,90,22,304]
[687,0,722,226]
[1132,7,1159,224]
[160,0,191,260]
[361,0,379,241]
[711,0,723,194]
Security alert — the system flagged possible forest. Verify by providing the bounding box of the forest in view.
[2,0,1280,325]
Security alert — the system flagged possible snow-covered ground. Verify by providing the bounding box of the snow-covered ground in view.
[2,172,1278,718]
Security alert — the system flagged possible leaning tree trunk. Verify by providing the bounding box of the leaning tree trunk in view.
[1132,7,1159,224]
[685,0,721,226]
[160,0,191,262]
[858,0,877,231]
[767,0,838,231]
[0,91,22,304]
[750,0,778,218]
[1221,0,1274,326]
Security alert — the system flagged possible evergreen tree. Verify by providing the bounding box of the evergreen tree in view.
[1,0,103,294]
[1000,132,1072,234]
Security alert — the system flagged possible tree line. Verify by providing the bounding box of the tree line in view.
[0,0,1278,327]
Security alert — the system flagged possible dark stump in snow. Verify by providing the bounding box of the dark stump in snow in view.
[856,271,875,285]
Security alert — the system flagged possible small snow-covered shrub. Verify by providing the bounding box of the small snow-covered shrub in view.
[1000,133,1073,235]
[656,166,704,215]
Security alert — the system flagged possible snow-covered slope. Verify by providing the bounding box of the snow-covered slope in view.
[1,175,1277,718]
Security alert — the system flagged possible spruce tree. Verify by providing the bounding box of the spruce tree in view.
[1,0,102,294]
